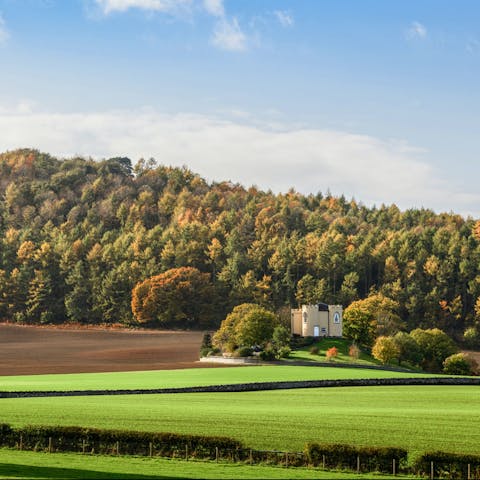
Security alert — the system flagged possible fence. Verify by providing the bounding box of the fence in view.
[3,424,480,478]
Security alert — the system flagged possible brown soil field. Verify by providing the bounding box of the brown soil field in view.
[0,324,209,375]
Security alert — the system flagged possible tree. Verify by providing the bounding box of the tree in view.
[371,336,400,365]
[212,303,277,352]
[410,328,458,372]
[343,303,376,347]
[443,353,478,375]
[131,267,213,328]
[392,331,423,367]
[343,293,402,347]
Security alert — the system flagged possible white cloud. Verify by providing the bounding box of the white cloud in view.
[406,21,427,40]
[211,17,247,51]
[0,13,10,45]
[0,104,476,215]
[274,10,294,28]
[203,0,224,17]
[94,0,192,15]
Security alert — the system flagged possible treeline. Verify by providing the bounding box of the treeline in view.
[1,148,480,340]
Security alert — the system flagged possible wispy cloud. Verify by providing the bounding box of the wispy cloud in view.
[274,10,294,28]
[0,13,10,45]
[406,21,427,40]
[94,0,249,52]
[0,104,475,215]
[94,0,193,15]
[211,17,246,51]
[466,37,480,54]
[203,0,224,17]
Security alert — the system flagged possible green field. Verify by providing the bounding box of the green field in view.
[0,449,418,479]
[1,385,479,456]
[0,365,430,392]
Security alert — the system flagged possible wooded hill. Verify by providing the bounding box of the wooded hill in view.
[1,148,479,340]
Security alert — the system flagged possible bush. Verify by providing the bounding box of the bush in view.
[259,348,276,361]
[305,443,407,473]
[348,344,360,361]
[443,353,478,375]
[413,451,480,479]
[463,327,480,348]
[309,346,320,355]
[0,424,243,458]
[234,346,253,357]
[276,346,291,359]
[325,346,338,361]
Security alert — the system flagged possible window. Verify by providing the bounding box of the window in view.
[333,312,340,324]
[303,312,308,324]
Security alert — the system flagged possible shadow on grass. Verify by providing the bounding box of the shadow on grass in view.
[0,463,172,479]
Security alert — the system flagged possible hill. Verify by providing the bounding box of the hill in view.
[0,148,479,340]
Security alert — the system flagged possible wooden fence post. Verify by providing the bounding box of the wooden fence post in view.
[356,455,360,473]
[19,435,22,451]
[249,449,253,465]
[393,458,396,476]
[215,447,219,463]
[185,444,188,461]
[116,441,119,456]
[468,463,471,480]
[48,437,52,453]
[82,439,86,454]
[149,442,153,457]
[430,461,434,480]
[285,452,288,468]
[322,454,325,469]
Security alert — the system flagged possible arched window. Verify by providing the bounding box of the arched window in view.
[303,312,308,324]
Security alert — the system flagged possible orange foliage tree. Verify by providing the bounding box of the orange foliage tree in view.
[131,267,213,328]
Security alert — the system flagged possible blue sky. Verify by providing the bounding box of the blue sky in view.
[0,0,479,216]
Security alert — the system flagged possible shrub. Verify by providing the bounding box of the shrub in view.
[259,348,276,360]
[309,346,320,355]
[305,443,407,473]
[0,424,243,458]
[199,347,211,357]
[463,327,480,348]
[276,346,291,359]
[413,451,480,479]
[348,344,360,361]
[325,346,338,361]
[443,353,478,375]
[234,346,253,357]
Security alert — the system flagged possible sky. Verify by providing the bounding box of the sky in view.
[0,0,479,217]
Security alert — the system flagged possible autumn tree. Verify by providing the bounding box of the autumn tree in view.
[371,336,400,365]
[131,267,213,328]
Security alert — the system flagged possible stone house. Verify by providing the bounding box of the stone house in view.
[291,303,343,337]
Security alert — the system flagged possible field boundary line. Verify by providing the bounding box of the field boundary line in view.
[1,377,479,398]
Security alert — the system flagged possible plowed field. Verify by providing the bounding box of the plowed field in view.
[0,324,205,375]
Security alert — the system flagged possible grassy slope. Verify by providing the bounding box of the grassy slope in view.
[289,337,381,365]
[0,449,418,479]
[1,386,479,456]
[0,365,430,392]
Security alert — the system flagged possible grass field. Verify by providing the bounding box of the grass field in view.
[0,449,419,479]
[0,365,431,392]
[1,385,479,456]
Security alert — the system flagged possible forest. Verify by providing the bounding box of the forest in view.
[0,148,479,343]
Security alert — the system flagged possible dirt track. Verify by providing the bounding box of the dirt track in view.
[0,324,208,375]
